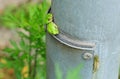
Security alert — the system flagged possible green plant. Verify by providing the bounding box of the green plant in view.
[0,0,50,79]
[55,64,83,79]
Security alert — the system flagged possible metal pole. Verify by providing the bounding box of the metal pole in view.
[47,0,120,79]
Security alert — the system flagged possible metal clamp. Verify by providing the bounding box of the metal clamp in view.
[49,29,95,50]
[47,8,95,50]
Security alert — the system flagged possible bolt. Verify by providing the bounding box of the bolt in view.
[83,52,93,60]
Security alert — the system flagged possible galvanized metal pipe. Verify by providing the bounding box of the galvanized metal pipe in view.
[47,0,120,79]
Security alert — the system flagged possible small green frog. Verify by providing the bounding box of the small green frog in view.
[46,13,59,35]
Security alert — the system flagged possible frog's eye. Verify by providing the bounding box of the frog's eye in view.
[48,17,52,21]
[47,14,53,19]
[46,14,53,24]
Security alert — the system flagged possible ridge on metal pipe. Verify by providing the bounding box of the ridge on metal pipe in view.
[46,12,95,51]
[49,28,95,50]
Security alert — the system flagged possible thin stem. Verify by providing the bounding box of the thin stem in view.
[28,33,32,77]
[32,49,39,79]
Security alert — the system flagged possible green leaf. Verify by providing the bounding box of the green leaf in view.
[66,64,83,79]
[17,31,29,39]
[10,40,19,50]
[19,39,29,53]
[3,47,13,53]
[20,39,25,49]
[55,64,63,79]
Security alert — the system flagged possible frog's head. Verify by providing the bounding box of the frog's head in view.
[46,13,53,24]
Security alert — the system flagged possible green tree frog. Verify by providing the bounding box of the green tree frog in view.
[46,13,59,35]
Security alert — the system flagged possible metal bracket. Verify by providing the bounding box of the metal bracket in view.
[47,8,95,50]
[49,29,95,50]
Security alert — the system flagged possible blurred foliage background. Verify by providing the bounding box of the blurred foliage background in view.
[0,0,50,79]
